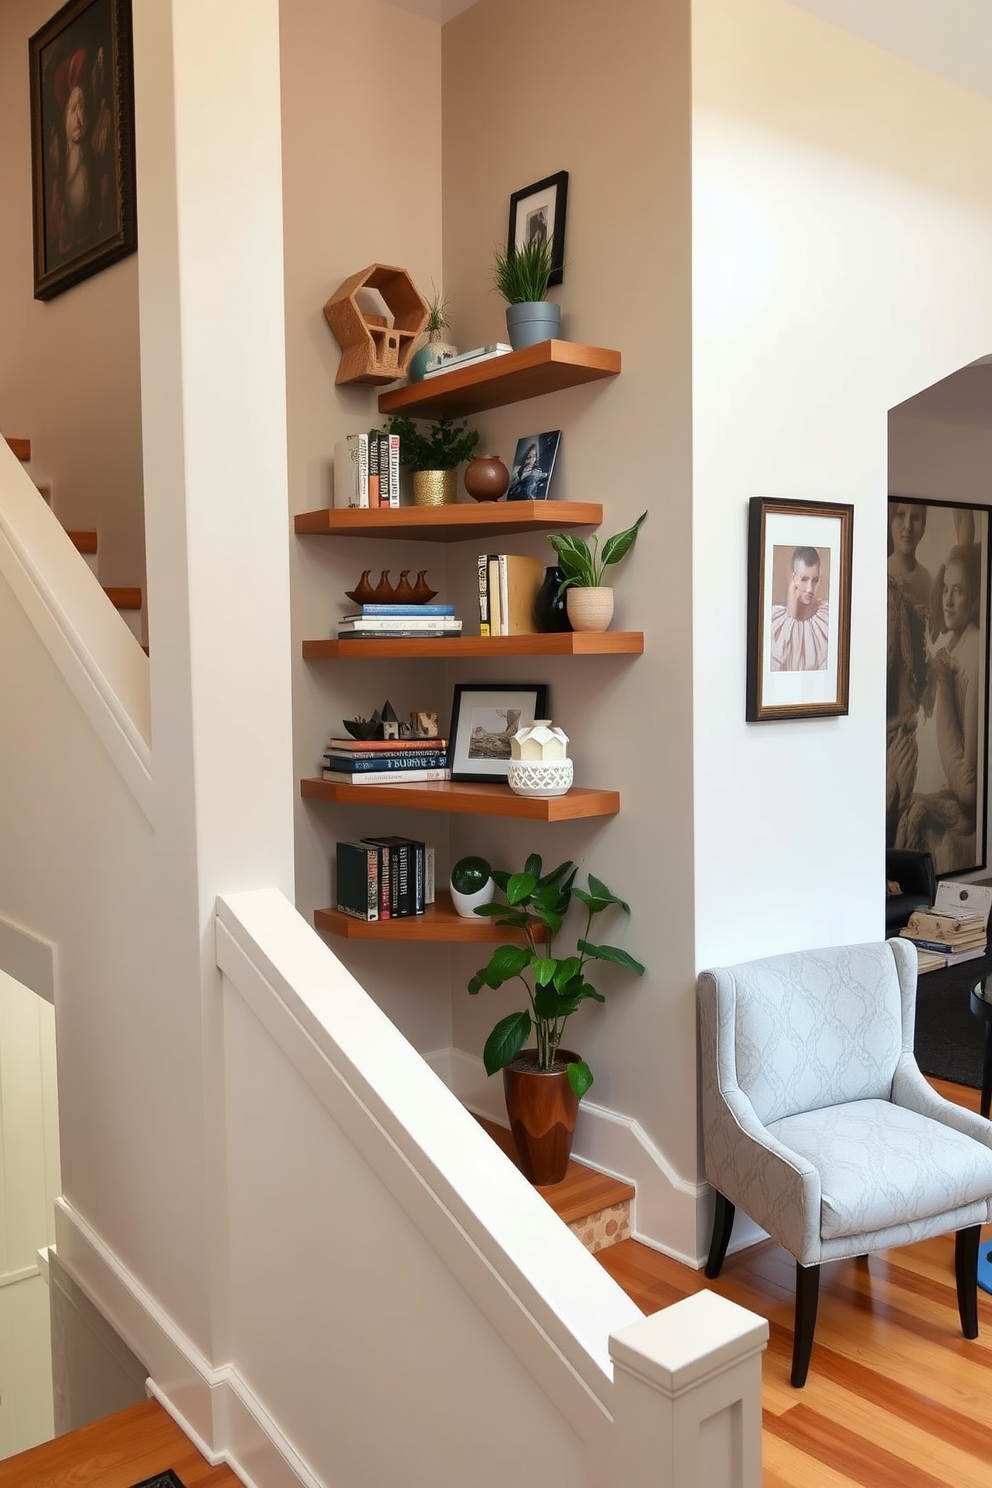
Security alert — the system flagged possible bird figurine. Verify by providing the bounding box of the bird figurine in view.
[411,569,438,603]
[345,569,377,605]
[391,569,416,603]
[371,570,395,601]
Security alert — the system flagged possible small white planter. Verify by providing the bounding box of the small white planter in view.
[566,587,614,632]
[449,878,496,918]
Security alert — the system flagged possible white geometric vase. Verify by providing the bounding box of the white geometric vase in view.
[507,720,573,799]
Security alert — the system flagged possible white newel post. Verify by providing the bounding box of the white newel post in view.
[609,1291,767,1488]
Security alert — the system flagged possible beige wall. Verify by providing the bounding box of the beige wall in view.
[0,0,145,596]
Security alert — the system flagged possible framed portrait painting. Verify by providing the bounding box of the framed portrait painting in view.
[506,431,561,502]
[886,496,991,876]
[448,683,549,783]
[745,497,854,722]
[507,171,568,288]
[29,0,137,301]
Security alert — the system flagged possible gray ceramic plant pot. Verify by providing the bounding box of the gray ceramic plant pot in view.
[505,301,562,350]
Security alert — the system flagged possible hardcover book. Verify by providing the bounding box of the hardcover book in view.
[497,554,544,635]
[349,604,455,617]
[333,433,370,509]
[320,767,451,784]
[322,751,450,771]
[336,841,379,920]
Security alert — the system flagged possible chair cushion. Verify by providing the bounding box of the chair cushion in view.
[769,1099,992,1240]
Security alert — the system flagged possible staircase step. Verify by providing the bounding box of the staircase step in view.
[477,1115,634,1253]
[104,586,142,610]
[68,529,98,554]
[5,436,31,460]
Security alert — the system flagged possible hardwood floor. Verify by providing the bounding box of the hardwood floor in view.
[0,1399,243,1488]
[596,1076,992,1487]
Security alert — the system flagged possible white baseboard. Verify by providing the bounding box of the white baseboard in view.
[424,1046,707,1266]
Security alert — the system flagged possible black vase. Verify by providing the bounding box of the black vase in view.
[533,566,572,633]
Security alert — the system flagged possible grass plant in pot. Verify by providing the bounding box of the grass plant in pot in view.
[493,236,560,350]
[549,510,648,632]
[468,855,644,1184]
[384,414,480,507]
[408,285,456,383]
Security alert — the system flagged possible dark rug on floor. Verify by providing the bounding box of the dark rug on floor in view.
[913,954,992,1089]
[127,1473,186,1488]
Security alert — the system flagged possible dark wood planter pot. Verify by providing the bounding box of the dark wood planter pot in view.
[502,1049,580,1185]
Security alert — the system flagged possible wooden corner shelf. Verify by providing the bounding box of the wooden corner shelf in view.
[300,777,620,820]
[376,340,621,420]
[293,500,602,543]
[303,632,644,660]
[314,889,525,942]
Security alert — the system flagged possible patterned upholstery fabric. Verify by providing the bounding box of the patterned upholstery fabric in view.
[698,939,992,1266]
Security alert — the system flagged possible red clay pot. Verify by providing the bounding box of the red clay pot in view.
[503,1049,580,1185]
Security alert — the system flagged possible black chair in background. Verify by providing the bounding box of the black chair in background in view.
[886,848,937,937]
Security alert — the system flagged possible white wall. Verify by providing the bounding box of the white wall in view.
[692,0,992,981]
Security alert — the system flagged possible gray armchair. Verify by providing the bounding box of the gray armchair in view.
[698,939,992,1386]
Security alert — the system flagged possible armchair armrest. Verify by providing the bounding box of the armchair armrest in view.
[893,1055,992,1149]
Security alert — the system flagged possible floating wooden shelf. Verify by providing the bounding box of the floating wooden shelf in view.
[294,500,603,543]
[5,437,31,461]
[301,777,620,820]
[303,632,644,659]
[314,889,525,942]
[377,340,621,420]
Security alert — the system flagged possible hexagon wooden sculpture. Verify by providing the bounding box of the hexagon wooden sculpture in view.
[323,264,429,385]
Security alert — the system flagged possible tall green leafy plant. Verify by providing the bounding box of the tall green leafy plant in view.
[468,856,645,1098]
[549,511,648,591]
[493,236,556,304]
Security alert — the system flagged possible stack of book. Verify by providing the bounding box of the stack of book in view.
[337,604,462,640]
[336,837,435,922]
[321,735,450,784]
[421,343,512,379]
[333,430,400,509]
[477,553,544,636]
[900,908,987,967]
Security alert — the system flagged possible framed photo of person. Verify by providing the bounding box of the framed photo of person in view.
[448,683,549,782]
[507,171,568,288]
[886,495,991,876]
[506,431,561,502]
[745,497,853,722]
[28,0,138,301]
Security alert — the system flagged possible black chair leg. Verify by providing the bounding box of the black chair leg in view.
[955,1225,981,1339]
[791,1262,820,1388]
[705,1192,735,1279]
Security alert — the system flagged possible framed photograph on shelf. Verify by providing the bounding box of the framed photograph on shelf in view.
[886,496,990,876]
[507,170,568,288]
[448,683,549,783]
[29,0,137,301]
[506,431,561,501]
[745,497,853,722]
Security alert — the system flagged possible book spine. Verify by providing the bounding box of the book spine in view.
[327,739,449,753]
[368,429,380,507]
[394,842,412,917]
[478,553,490,636]
[904,935,985,953]
[377,843,390,920]
[337,619,462,630]
[320,767,451,784]
[322,751,450,771]
[488,555,502,636]
[412,841,425,914]
[356,604,456,616]
[498,554,509,637]
[357,433,369,508]
[335,842,378,921]
[387,434,401,507]
[425,845,435,905]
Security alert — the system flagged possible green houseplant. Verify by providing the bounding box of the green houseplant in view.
[468,855,644,1183]
[384,414,479,506]
[493,236,561,350]
[548,510,648,633]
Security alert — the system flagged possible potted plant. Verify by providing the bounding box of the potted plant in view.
[449,854,496,918]
[548,510,648,632]
[468,855,644,1184]
[384,414,480,507]
[493,236,561,350]
[409,284,456,382]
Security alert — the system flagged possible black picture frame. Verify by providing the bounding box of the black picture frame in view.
[886,495,991,876]
[745,497,854,722]
[29,0,137,301]
[448,683,549,783]
[507,171,568,289]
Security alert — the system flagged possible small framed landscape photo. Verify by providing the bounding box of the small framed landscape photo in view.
[448,682,549,782]
[29,0,138,301]
[506,431,561,502]
[745,497,853,722]
[507,170,568,288]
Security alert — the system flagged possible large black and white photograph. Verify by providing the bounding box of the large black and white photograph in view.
[507,170,568,288]
[448,683,549,782]
[887,496,991,876]
[746,498,853,721]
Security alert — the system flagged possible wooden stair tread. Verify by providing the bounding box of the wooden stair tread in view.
[0,1397,243,1488]
[476,1115,634,1223]
[5,436,31,460]
[68,529,99,554]
[104,586,142,609]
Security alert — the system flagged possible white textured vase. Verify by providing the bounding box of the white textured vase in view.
[449,878,496,917]
[507,757,574,799]
[566,586,614,633]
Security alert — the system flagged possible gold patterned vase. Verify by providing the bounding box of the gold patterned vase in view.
[412,469,458,507]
